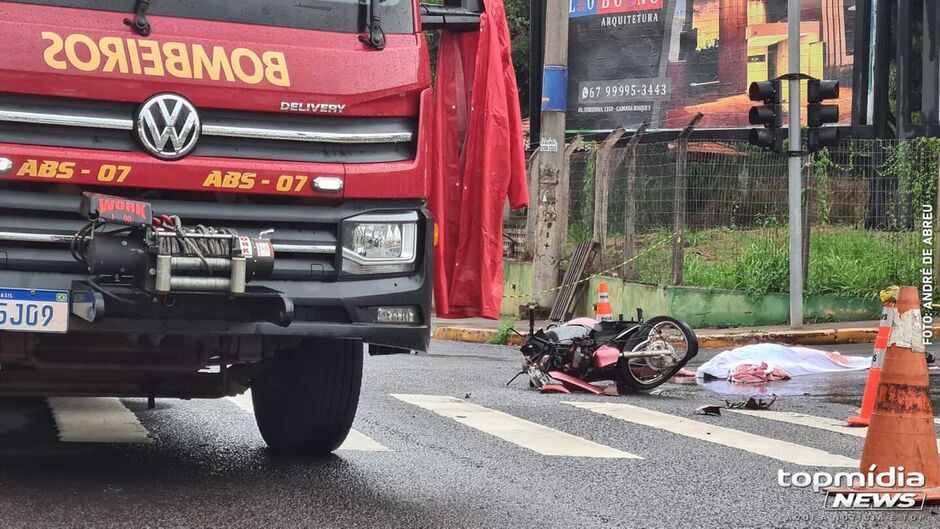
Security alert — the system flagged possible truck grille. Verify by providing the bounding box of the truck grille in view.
[0,189,340,281]
[0,93,418,164]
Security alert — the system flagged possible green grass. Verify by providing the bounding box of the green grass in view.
[487,319,517,345]
[627,227,920,300]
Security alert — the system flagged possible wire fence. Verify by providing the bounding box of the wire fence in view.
[547,137,939,301]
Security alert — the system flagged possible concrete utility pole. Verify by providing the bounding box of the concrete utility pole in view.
[788,0,804,328]
[531,1,569,309]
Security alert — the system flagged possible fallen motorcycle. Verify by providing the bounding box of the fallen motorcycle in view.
[511,314,699,394]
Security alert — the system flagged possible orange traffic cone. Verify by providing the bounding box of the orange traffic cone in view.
[832,286,940,502]
[846,302,895,426]
[596,282,613,322]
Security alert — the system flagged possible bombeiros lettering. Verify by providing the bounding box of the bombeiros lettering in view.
[41,31,291,87]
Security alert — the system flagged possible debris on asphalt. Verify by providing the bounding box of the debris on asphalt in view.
[694,394,777,416]
[725,394,778,410]
[694,404,722,416]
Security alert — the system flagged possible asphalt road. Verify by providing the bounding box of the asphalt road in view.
[0,340,939,528]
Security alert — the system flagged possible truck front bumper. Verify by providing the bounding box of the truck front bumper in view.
[0,191,433,352]
[0,266,431,353]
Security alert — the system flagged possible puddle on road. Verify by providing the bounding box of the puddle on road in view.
[694,369,940,410]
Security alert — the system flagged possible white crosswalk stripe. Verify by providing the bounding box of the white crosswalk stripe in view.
[228,392,255,414]
[226,391,390,452]
[566,401,857,467]
[38,392,934,460]
[339,429,391,452]
[47,397,151,444]
[393,394,639,458]
[726,409,868,438]
[727,409,940,451]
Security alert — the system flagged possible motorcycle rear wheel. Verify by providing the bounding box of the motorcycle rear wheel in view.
[616,316,698,392]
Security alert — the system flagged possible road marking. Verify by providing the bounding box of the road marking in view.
[47,397,151,444]
[566,402,857,467]
[227,391,389,452]
[726,410,868,438]
[393,394,639,459]
[726,410,940,450]
[228,392,254,414]
[340,428,391,452]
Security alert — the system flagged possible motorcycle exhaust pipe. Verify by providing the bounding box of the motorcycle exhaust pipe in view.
[620,350,674,359]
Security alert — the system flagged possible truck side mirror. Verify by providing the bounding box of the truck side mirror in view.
[420,1,482,32]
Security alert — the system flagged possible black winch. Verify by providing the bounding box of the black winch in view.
[74,192,275,295]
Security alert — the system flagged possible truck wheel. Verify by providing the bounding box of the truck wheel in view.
[251,339,363,455]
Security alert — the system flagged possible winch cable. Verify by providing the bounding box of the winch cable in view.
[70,220,137,265]
[158,216,237,275]
[85,277,138,305]
[72,214,240,277]
[70,219,101,265]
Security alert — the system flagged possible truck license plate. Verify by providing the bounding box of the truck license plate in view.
[0,288,70,334]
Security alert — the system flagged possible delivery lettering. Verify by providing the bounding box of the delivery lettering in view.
[40,32,291,88]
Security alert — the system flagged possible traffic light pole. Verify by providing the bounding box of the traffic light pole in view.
[787,0,804,328]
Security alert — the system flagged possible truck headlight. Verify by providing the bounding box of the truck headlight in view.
[341,212,419,275]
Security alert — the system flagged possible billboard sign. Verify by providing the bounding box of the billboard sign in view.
[566,0,856,132]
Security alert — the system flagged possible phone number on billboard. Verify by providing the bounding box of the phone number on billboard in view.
[580,82,670,104]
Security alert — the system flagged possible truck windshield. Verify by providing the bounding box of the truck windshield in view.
[7,0,415,35]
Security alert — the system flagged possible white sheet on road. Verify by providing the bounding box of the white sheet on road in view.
[696,344,870,380]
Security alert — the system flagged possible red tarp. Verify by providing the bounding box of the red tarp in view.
[428,0,528,319]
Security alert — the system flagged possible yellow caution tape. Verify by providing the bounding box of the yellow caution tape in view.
[879,285,900,304]
[502,234,677,301]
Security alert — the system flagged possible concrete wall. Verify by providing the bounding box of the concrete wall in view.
[501,260,534,317]
[501,260,881,327]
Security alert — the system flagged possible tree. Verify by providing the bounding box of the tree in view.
[424,0,531,115]
[504,0,531,115]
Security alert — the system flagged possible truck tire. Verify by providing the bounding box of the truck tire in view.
[251,339,363,455]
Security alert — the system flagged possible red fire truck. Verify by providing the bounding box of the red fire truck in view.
[0,0,481,454]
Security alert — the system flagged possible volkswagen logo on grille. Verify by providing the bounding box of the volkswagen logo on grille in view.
[135,93,201,160]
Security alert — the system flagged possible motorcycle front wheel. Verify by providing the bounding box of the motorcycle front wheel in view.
[616,316,698,392]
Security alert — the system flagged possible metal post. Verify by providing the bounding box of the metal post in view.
[672,114,702,286]
[788,0,804,328]
[531,1,569,309]
[559,136,584,251]
[593,127,627,265]
[801,162,812,286]
[623,123,649,280]
[923,1,940,127]
[896,0,913,138]
[871,0,892,138]
[850,0,871,132]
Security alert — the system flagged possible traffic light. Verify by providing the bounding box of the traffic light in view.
[747,80,782,151]
[806,79,840,152]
